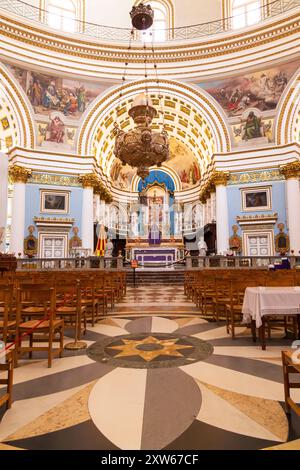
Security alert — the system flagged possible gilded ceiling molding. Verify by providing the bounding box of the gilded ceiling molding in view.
[0,64,36,149]
[8,165,32,183]
[275,72,300,144]
[280,161,300,178]
[0,11,299,64]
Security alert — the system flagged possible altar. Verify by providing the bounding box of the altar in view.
[126,239,184,269]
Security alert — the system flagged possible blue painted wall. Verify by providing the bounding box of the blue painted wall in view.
[227,179,287,239]
[25,183,83,238]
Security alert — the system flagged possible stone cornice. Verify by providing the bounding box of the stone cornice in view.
[8,164,31,183]
[0,10,299,79]
[279,160,300,178]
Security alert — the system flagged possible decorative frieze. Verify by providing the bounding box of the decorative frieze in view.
[280,161,300,179]
[8,165,32,183]
[228,169,283,185]
[30,173,80,187]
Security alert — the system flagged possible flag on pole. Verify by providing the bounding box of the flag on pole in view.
[95,224,107,257]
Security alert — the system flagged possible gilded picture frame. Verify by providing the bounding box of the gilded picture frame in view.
[40,190,70,214]
[241,186,272,212]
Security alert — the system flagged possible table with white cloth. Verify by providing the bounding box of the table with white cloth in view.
[242,287,300,349]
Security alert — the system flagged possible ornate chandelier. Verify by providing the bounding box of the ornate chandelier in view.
[113,2,169,180]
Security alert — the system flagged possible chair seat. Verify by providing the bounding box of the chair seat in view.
[226,304,243,312]
[56,306,85,314]
[19,319,63,329]
[0,320,16,328]
[81,299,97,305]
[22,307,46,314]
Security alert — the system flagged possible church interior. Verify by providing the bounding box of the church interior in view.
[0,0,300,452]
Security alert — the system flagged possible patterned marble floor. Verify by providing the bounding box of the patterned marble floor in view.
[0,286,300,450]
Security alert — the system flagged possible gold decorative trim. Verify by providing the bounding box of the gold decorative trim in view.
[30,173,81,187]
[8,165,32,183]
[228,169,283,185]
[279,160,300,178]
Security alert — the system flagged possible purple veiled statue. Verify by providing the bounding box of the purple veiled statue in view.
[148,224,161,245]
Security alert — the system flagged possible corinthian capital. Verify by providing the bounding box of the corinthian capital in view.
[78,173,100,189]
[9,165,32,183]
[280,161,300,179]
[210,171,229,186]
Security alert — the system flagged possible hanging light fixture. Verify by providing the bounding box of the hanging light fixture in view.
[113,2,169,180]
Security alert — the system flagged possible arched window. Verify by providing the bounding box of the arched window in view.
[232,0,261,29]
[42,0,84,33]
[139,1,173,42]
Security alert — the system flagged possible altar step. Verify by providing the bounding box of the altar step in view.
[126,269,185,286]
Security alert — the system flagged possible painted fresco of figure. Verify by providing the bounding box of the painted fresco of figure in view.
[77,85,86,113]
[43,82,60,109]
[46,116,65,144]
[242,111,262,140]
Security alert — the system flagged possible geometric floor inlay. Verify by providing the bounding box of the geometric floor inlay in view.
[87,333,214,369]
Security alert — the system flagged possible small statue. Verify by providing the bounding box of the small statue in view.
[198,238,207,256]
[105,239,114,257]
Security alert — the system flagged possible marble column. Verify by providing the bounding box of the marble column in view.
[213,171,230,254]
[9,165,31,256]
[280,162,300,253]
[0,153,8,252]
[79,174,98,253]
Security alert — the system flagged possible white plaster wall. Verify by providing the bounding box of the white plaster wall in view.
[0,153,8,252]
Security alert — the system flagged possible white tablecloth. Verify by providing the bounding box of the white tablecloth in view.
[242,286,300,328]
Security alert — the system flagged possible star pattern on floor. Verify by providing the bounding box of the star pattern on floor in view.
[107,335,193,362]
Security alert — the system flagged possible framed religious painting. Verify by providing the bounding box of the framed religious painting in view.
[40,190,70,214]
[241,186,272,212]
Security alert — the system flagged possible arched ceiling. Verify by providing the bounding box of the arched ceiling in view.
[0,65,36,150]
[78,79,230,188]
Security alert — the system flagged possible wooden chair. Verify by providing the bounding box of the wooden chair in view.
[0,350,14,411]
[282,350,300,416]
[225,277,265,339]
[16,284,64,368]
[0,285,16,344]
[80,277,100,326]
[55,280,86,338]
[264,271,298,340]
